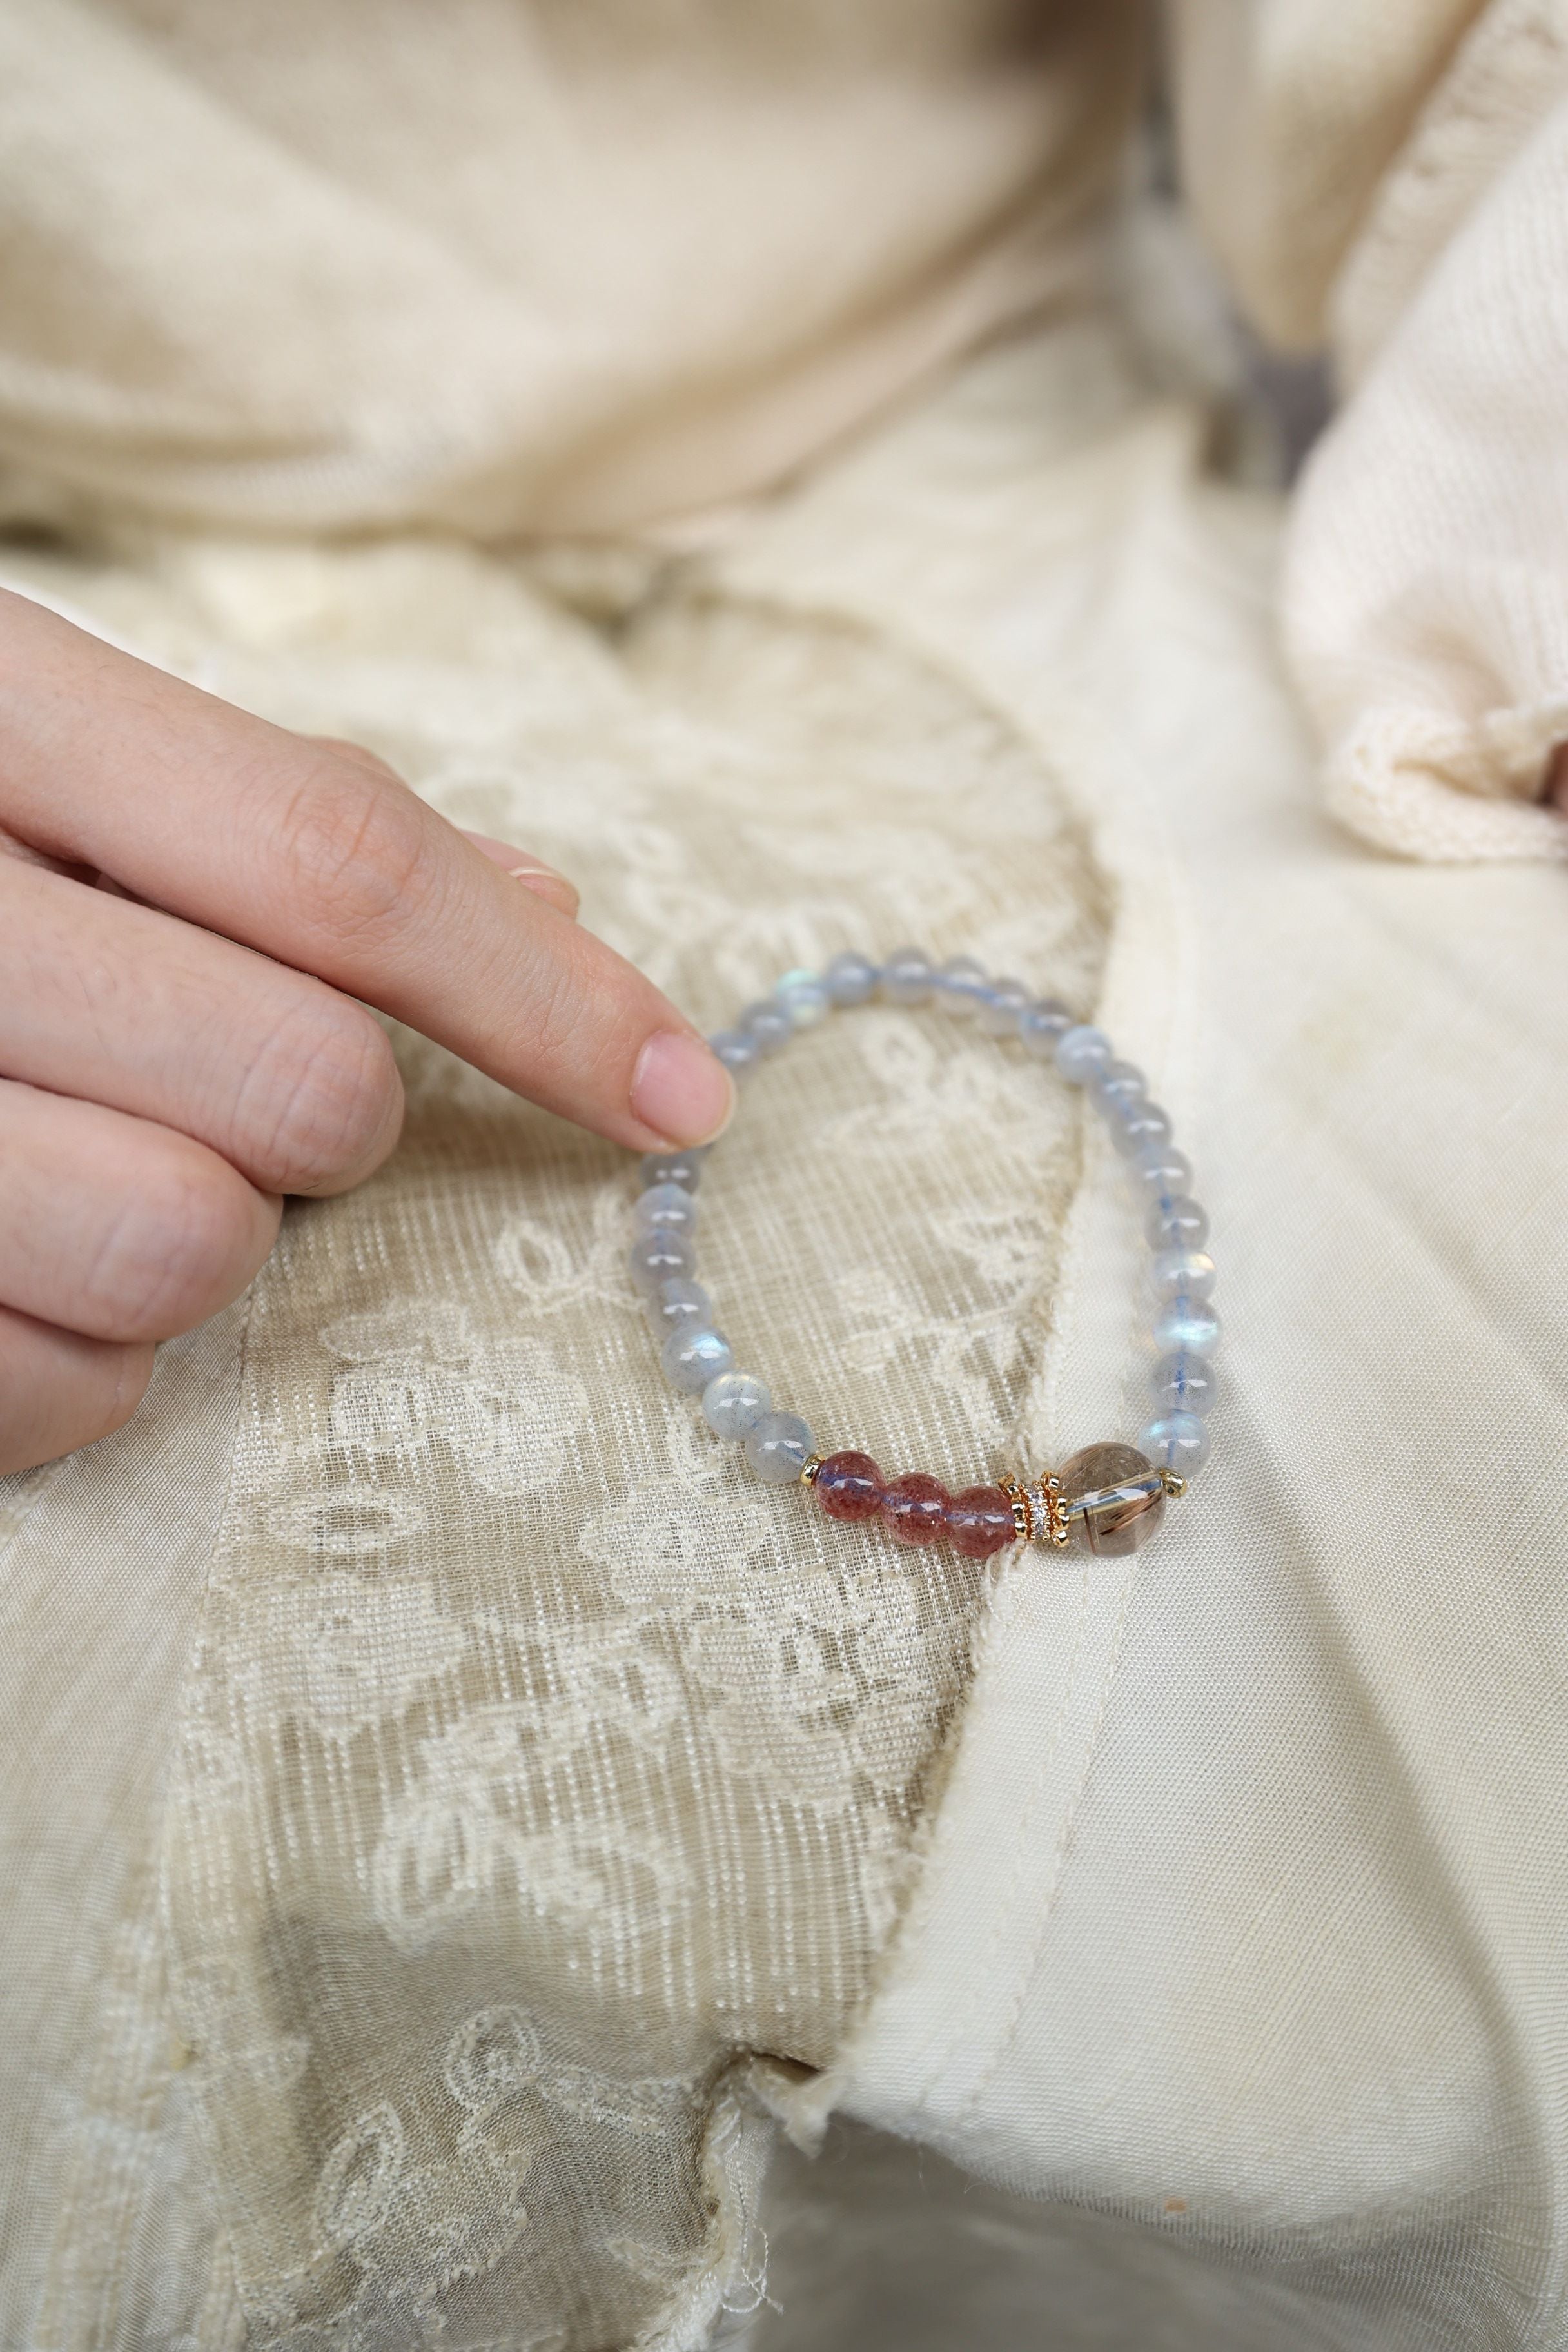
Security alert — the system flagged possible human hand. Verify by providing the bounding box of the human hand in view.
[0,588,732,1473]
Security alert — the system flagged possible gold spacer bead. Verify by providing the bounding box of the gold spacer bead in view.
[997,1475,1033,1543]
[799,1455,825,1485]
[1041,1473,1070,1548]
[1159,1468,1188,1499]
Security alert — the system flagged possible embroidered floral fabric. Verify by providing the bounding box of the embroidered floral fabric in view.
[0,543,1104,2347]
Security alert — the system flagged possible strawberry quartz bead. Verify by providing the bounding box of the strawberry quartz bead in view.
[881,1471,950,1545]
[946,1485,1017,1558]
[814,1451,885,1522]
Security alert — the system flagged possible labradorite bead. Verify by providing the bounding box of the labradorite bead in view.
[1058,1442,1166,1555]
[1146,1195,1209,1251]
[937,954,989,1012]
[1149,1350,1217,1416]
[640,1148,705,1193]
[1152,1247,1215,1302]
[880,946,935,1005]
[645,1277,712,1338]
[1132,1143,1194,1202]
[1020,997,1073,1058]
[702,1371,772,1439]
[1110,1101,1173,1157]
[661,1324,734,1394]
[776,970,830,1027]
[632,1182,698,1238]
[745,1412,816,1483]
[710,1028,760,1076]
[978,977,1032,1035]
[1096,1059,1146,1108]
[824,951,879,1004]
[1055,1024,1113,1083]
[741,999,793,1055]
[629,1232,696,1293]
[1152,1297,1221,1356]
[1139,1412,1211,1478]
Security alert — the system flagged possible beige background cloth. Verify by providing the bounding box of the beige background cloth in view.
[0,5,1567,2347]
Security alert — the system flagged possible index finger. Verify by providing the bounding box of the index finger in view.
[0,591,733,1152]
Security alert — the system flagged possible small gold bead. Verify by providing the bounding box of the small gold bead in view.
[997,1475,1033,1542]
[1159,1468,1188,1499]
[799,1455,825,1485]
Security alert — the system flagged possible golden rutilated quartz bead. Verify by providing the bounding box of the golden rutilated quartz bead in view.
[1057,1443,1167,1556]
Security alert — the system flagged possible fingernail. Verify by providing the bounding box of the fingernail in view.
[631,1030,736,1147]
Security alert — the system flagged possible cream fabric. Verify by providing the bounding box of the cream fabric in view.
[0,0,1139,537]
[1176,0,1568,859]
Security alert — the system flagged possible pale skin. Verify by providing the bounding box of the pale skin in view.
[0,588,734,1476]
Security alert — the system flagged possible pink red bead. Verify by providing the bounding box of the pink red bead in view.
[814,1450,885,1522]
[946,1485,1017,1558]
[880,1471,950,1545]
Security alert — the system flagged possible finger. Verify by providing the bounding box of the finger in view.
[460,831,580,919]
[0,858,405,1197]
[308,746,580,914]
[0,1304,153,1475]
[0,596,732,1150]
[0,1079,281,1344]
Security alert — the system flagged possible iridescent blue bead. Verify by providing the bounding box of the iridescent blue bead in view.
[741,999,793,1055]
[776,968,830,1027]
[639,1148,705,1193]
[1055,1024,1112,1083]
[744,1411,816,1482]
[1019,997,1073,1058]
[978,977,1032,1035]
[937,954,989,1013]
[1150,1350,1217,1415]
[645,1277,712,1338]
[824,950,879,1004]
[629,1232,696,1293]
[1138,1411,1211,1477]
[880,946,935,1005]
[661,1324,734,1394]
[710,1028,760,1077]
[1152,1247,1215,1302]
[1152,1298,1221,1356]
[632,1182,698,1239]
[702,1371,772,1439]
[1146,1195,1209,1250]
[1109,1100,1173,1157]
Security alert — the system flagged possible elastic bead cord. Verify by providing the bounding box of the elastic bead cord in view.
[628,951,1220,1560]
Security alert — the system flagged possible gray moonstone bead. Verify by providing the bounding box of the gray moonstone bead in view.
[629,1232,696,1293]
[741,999,793,1055]
[632,1182,698,1238]
[702,1371,772,1439]
[1151,1246,1215,1302]
[776,969,830,1026]
[644,1277,712,1338]
[1146,1194,1209,1250]
[1110,1101,1173,1157]
[879,946,935,1005]
[978,977,1032,1034]
[640,1148,705,1193]
[1153,1298,1221,1356]
[661,1324,734,1393]
[743,1411,816,1482]
[824,950,879,1004]
[937,954,989,1013]
[1149,1349,1217,1415]
[710,1028,760,1077]
[1139,1411,1211,1477]
[1096,1059,1146,1107]
[1132,1143,1194,1202]
[1055,1024,1112,1083]
[1019,997,1073,1057]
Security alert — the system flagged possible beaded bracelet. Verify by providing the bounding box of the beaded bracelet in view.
[626,948,1218,1563]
